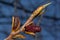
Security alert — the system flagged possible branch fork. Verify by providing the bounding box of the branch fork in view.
[5,2,51,40]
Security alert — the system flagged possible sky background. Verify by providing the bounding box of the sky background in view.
[0,0,60,40]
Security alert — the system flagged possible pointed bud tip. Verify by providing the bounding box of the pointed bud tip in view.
[43,2,52,8]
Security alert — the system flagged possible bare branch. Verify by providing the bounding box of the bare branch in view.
[5,2,51,40]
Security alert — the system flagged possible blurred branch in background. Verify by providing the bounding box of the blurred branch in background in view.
[0,1,32,13]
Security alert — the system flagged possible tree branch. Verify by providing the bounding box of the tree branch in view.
[5,2,51,40]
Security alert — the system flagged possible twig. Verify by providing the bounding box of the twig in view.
[5,2,51,40]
